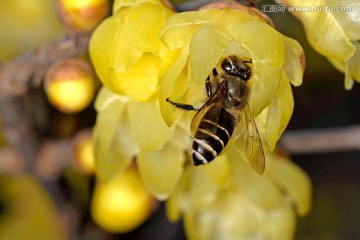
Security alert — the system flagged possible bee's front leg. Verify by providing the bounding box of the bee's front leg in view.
[206,68,219,97]
[166,98,199,111]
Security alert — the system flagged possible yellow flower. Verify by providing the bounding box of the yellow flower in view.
[90,0,187,199]
[89,0,177,101]
[277,0,360,89]
[90,1,311,237]
[93,87,190,199]
[159,1,304,153]
[167,149,312,240]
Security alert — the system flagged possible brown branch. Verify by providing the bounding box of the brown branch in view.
[280,125,360,154]
[0,95,39,170]
[0,32,91,97]
[36,139,74,180]
[0,32,91,171]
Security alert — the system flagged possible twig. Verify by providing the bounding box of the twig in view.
[280,125,360,154]
[0,32,90,167]
[36,139,74,180]
[0,32,91,97]
[0,95,39,170]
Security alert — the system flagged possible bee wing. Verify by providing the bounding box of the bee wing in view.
[190,90,223,136]
[190,102,222,136]
[190,106,204,135]
[234,103,265,174]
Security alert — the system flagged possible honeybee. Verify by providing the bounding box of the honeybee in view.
[166,55,265,174]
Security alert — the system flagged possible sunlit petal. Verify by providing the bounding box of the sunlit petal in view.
[137,143,185,200]
[283,36,305,87]
[94,102,138,181]
[161,9,222,49]
[128,101,173,152]
[230,21,285,68]
[189,25,230,84]
[249,62,281,116]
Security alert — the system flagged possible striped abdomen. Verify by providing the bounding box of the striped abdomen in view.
[192,107,235,165]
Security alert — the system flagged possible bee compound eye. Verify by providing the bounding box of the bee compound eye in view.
[221,59,232,72]
[241,71,251,81]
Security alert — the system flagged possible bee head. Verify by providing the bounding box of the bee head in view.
[220,56,252,81]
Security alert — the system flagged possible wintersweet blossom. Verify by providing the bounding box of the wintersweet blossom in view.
[90,0,188,200]
[93,87,190,199]
[276,0,360,89]
[90,0,311,238]
[167,148,311,240]
[159,1,305,154]
[89,0,177,101]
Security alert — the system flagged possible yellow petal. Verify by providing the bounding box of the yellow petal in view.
[201,154,230,187]
[327,41,360,89]
[168,120,192,150]
[283,36,305,87]
[183,209,212,240]
[266,199,296,240]
[161,9,222,49]
[94,87,132,111]
[306,12,355,61]
[258,71,294,150]
[230,20,285,68]
[265,152,312,216]
[113,54,168,101]
[189,25,230,84]
[224,8,267,28]
[165,164,194,222]
[158,44,181,63]
[289,0,356,61]
[160,47,189,126]
[326,0,360,40]
[123,3,173,52]
[113,0,164,13]
[227,149,283,210]
[94,97,125,158]
[89,15,142,92]
[348,41,360,82]
[343,62,354,89]
[94,103,138,181]
[249,62,281,116]
[127,101,173,152]
[165,182,182,221]
[137,143,185,200]
[211,190,265,239]
[182,166,224,212]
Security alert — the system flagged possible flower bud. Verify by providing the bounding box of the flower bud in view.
[73,129,95,174]
[57,0,109,32]
[91,166,157,233]
[45,58,96,114]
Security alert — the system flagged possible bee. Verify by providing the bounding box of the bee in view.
[166,55,265,174]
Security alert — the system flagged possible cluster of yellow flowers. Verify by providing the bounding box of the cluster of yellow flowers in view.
[277,0,360,89]
[90,0,311,239]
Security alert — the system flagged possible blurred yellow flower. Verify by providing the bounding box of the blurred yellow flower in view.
[89,0,177,101]
[277,0,360,89]
[159,1,304,154]
[167,148,312,240]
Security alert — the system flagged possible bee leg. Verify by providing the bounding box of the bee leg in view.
[205,76,212,97]
[166,98,198,111]
[206,68,218,97]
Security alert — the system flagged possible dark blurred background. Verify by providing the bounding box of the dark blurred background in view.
[0,0,359,240]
